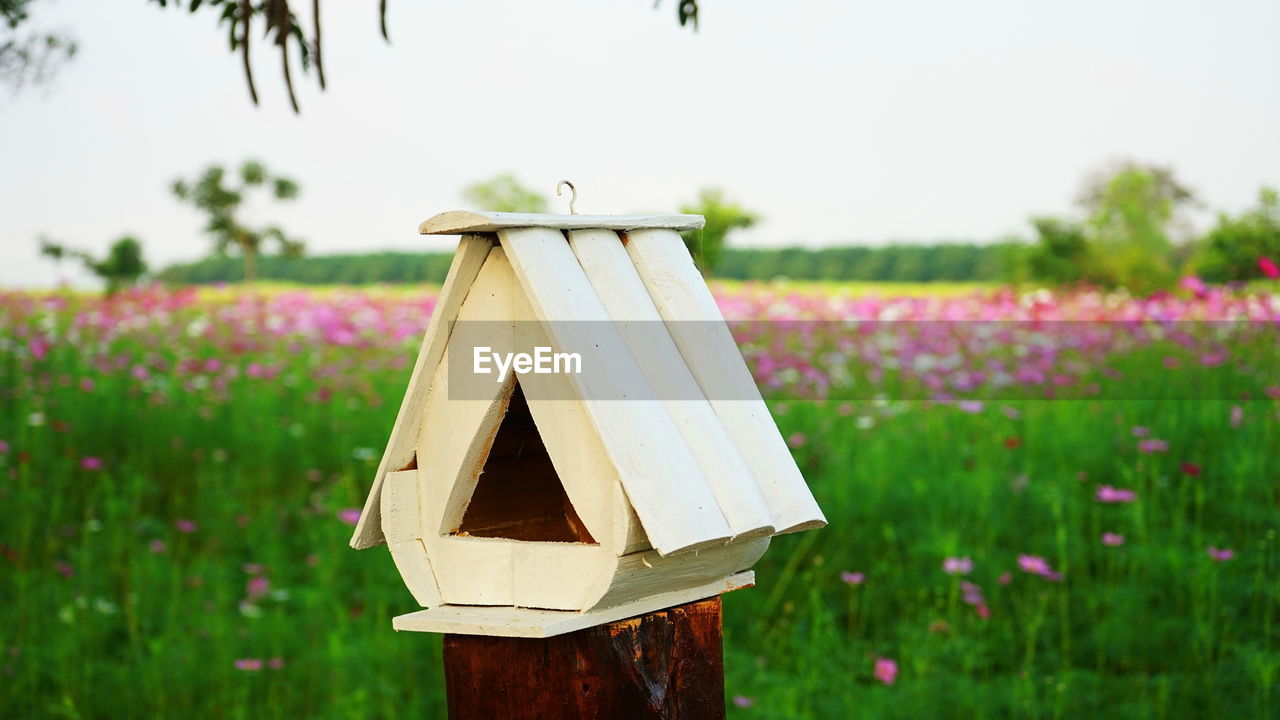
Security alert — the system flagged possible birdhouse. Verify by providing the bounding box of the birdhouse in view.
[349,208,826,638]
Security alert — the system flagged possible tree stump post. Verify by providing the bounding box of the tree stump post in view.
[442,597,726,719]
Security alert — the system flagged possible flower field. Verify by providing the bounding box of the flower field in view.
[1,283,1278,719]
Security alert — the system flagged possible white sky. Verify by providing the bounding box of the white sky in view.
[2,0,1278,288]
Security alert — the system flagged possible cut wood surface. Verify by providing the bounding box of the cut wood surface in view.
[395,571,752,638]
[420,210,704,235]
[568,228,775,541]
[499,227,732,556]
[350,234,493,550]
[442,596,726,719]
[625,228,827,534]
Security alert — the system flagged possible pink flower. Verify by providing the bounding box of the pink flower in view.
[1207,546,1235,562]
[234,658,263,672]
[874,657,898,686]
[1017,554,1050,576]
[54,560,74,578]
[149,540,167,554]
[957,400,984,414]
[1259,256,1280,279]
[975,603,991,619]
[840,571,865,586]
[337,508,361,526]
[79,378,95,392]
[246,576,270,600]
[0,439,10,454]
[1018,554,1063,581]
[28,336,51,360]
[80,456,103,471]
[1180,462,1201,477]
[268,657,285,670]
[1101,532,1125,547]
[942,556,973,575]
[787,432,807,449]
[997,572,1012,586]
[1138,438,1169,454]
[1230,405,1244,428]
[1096,485,1138,503]
[732,695,757,708]
[1131,426,1151,438]
[175,519,198,533]
[1178,275,1207,297]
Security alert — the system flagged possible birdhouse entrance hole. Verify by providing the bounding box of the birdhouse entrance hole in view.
[456,381,597,544]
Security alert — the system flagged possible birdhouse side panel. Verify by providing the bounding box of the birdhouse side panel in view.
[350,234,494,550]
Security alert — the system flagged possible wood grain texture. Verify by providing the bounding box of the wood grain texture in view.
[442,597,725,720]
[350,234,494,549]
[499,227,732,555]
[625,228,827,534]
[420,210,704,235]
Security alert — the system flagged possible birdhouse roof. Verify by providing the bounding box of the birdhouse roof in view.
[350,212,825,557]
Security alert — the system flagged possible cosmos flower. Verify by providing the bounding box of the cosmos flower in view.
[1101,533,1125,547]
[1096,486,1138,503]
[874,657,898,686]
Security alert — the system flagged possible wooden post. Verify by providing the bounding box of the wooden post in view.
[442,597,726,719]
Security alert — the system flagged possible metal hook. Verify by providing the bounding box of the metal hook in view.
[556,180,578,215]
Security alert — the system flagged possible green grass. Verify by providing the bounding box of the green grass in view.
[1,296,1277,719]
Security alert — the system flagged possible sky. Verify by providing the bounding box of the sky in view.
[1,0,1278,287]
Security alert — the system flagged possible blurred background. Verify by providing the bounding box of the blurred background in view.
[1,1,1278,718]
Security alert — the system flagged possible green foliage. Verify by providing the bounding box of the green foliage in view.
[158,244,1021,285]
[0,0,77,90]
[1081,164,1191,293]
[460,174,547,214]
[716,243,1017,283]
[680,188,758,274]
[144,0,700,112]
[1193,188,1280,282]
[158,251,457,285]
[1024,217,1089,286]
[1021,162,1197,292]
[38,235,149,294]
[172,160,305,283]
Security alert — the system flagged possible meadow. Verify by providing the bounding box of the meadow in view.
[1,281,1277,719]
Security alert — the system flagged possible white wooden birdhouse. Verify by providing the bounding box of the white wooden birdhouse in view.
[349,208,826,638]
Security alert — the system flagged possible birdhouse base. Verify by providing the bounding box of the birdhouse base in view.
[392,570,754,638]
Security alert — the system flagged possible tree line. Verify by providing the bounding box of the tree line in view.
[156,243,1019,285]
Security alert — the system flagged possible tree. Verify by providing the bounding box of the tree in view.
[1,0,76,90]
[1193,187,1280,282]
[461,174,547,213]
[1020,161,1197,292]
[140,0,699,112]
[1025,217,1089,285]
[1080,163,1195,292]
[679,188,758,274]
[171,160,304,283]
[39,235,149,294]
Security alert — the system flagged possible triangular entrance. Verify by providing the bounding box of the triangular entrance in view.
[456,380,597,544]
